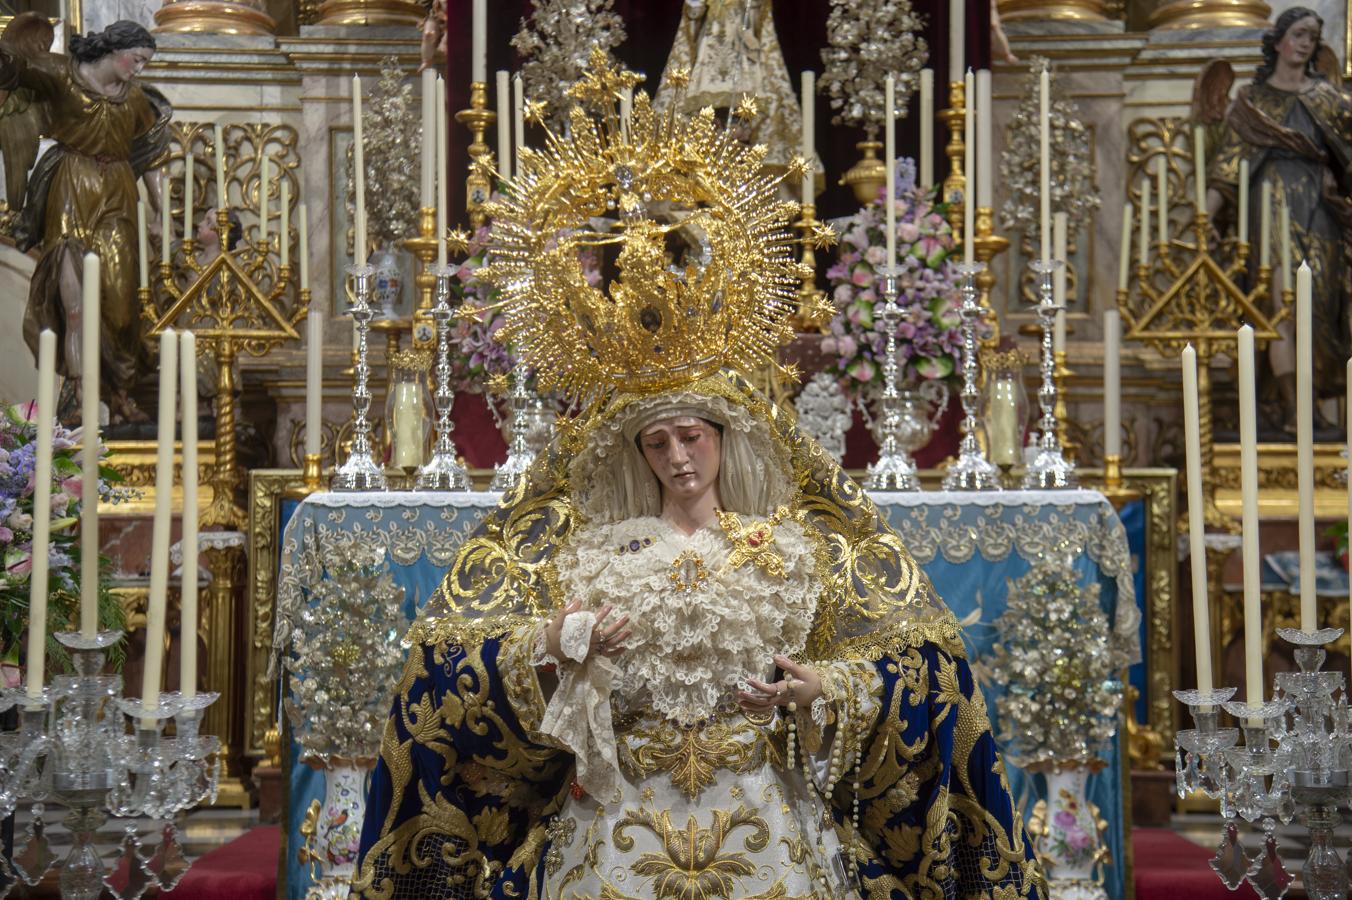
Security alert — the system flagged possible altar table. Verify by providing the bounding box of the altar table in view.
[274,487,1137,899]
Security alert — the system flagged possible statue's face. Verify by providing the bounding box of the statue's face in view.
[111,46,153,81]
[638,416,721,507]
[1276,15,1320,68]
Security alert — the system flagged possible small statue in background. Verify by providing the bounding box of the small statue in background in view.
[0,20,172,424]
[1202,7,1352,435]
[419,0,446,73]
[0,14,53,217]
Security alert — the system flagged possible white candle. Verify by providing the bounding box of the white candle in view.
[1053,211,1067,352]
[142,328,177,724]
[471,0,487,84]
[1260,179,1272,270]
[436,76,448,269]
[1296,262,1315,631]
[620,84,633,136]
[161,170,171,266]
[963,69,974,266]
[179,331,197,701]
[975,69,992,208]
[1237,158,1249,245]
[885,75,896,269]
[1117,200,1132,292]
[26,330,56,701]
[513,73,525,180]
[800,70,814,205]
[298,204,309,290]
[306,308,323,459]
[280,181,289,269]
[1138,179,1150,267]
[1193,124,1206,215]
[496,70,511,177]
[420,67,436,209]
[182,153,194,243]
[948,0,964,83]
[136,202,148,289]
[919,69,933,189]
[1156,154,1168,248]
[80,253,100,638]
[259,152,269,246]
[1237,324,1262,719]
[1039,67,1050,262]
[1182,344,1214,693]
[1104,309,1121,457]
[352,74,367,266]
[1280,198,1292,294]
[214,123,226,211]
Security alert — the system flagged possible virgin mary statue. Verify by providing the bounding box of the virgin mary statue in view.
[354,53,1043,900]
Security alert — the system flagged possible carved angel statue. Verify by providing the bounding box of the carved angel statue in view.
[1201,7,1352,435]
[0,19,172,423]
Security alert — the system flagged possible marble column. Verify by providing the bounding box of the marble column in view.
[1148,0,1272,28]
[314,0,424,26]
[153,0,277,34]
[997,0,1111,22]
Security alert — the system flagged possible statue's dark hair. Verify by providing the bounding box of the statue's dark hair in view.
[69,20,155,63]
[1255,7,1323,85]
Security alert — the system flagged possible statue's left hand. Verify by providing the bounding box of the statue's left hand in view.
[738,654,822,713]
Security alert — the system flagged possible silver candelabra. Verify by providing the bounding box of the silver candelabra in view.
[332,264,387,492]
[1174,627,1352,899]
[942,261,1001,491]
[490,353,539,493]
[1022,258,1077,489]
[864,269,922,491]
[1,631,220,899]
[415,266,471,491]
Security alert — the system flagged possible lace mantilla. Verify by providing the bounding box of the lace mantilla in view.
[557,515,820,726]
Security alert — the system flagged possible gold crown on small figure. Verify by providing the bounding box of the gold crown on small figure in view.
[475,47,835,401]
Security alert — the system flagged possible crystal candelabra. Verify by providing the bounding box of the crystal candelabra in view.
[415,266,471,490]
[332,264,387,492]
[864,269,921,491]
[1022,258,1077,489]
[0,631,220,899]
[943,261,1000,491]
[1174,627,1352,900]
[490,357,538,492]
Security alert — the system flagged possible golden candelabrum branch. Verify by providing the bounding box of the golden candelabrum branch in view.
[1119,210,1287,533]
[145,206,307,531]
[792,202,834,332]
[456,81,496,230]
[938,79,966,248]
[973,205,1009,346]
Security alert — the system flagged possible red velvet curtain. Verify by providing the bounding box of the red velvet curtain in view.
[443,0,991,226]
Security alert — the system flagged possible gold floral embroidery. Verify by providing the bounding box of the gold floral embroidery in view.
[618,715,771,801]
[611,805,771,900]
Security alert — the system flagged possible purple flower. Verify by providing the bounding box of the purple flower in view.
[1053,810,1077,830]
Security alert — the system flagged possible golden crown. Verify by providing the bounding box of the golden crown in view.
[475,48,835,401]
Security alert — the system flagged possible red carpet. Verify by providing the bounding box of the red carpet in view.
[1133,828,1260,900]
[167,825,279,899]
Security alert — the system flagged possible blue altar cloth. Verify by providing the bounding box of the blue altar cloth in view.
[275,487,1137,899]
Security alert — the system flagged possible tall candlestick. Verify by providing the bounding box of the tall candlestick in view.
[142,328,177,722]
[179,331,197,700]
[1237,158,1249,245]
[885,75,896,269]
[306,309,323,459]
[280,181,289,268]
[214,123,226,210]
[26,329,56,701]
[1156,154,1168,248]
[436,75,448,269]
[1182,344,1214,693]
[1280,198,1292,294]
[948,0,964,82]
[1117,200,1132,292]
[1039,67,1050,261]
[496,70,511,177]
[513,73,525,180]
[471,0,487,84]
[136,201,148,289]
[919,68,933,188]
[800,70,814,205]
[1237,324,1262,716]
[1138,179,1150,266]
[259,152,269,246]
[1260,179,1272,270]
[80,253,100,638]
[352,75,367,266]
[1296,262,1315,631]
[420,67,436,209]
[1104,310,1121,457]
[182,153,194,242]
[161,170,171,266]
[1193,124,1206,215]
[1053,211,1067,352]
[975,69,992,208]
[298,204,309,290]
[963,69,974,266]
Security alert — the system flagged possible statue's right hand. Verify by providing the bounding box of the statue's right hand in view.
[543,600,631,661]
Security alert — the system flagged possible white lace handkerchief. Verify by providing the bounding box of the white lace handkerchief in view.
[540,611,623,802]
